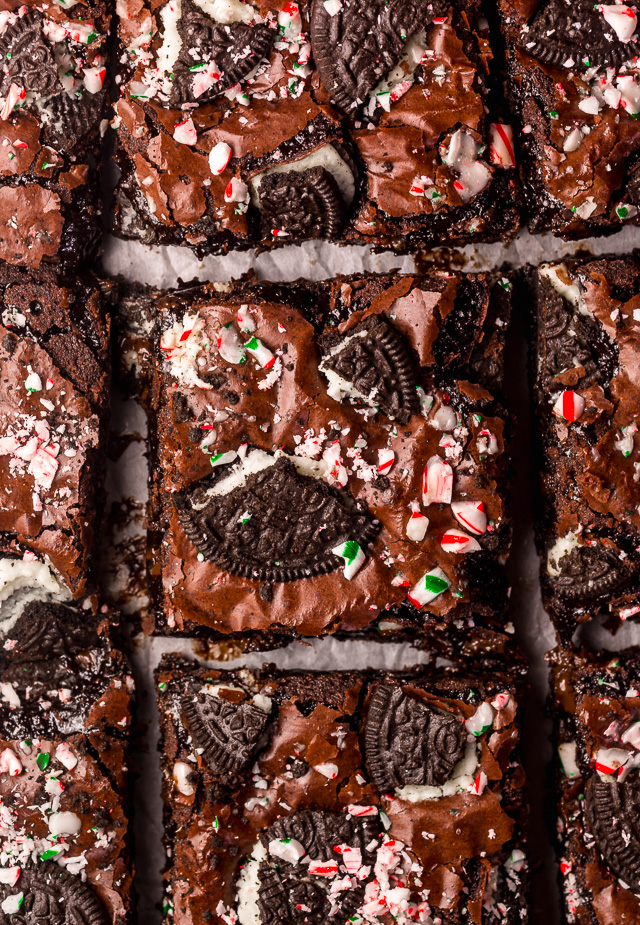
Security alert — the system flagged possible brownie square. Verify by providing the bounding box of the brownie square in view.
[156,655,528,925]
[0,0,112,271]
[0,265,111,599]
[497,0,640,239]
[112,0,519,254]
[530,256,640,640]
[145,271,513,641]
[0,597,134,924]
[551,647,640,922]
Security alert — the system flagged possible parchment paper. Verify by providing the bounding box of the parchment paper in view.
[99,225,640,925]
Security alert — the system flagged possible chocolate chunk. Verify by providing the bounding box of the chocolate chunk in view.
[365,684,466,792]
[171,2,275,106]
[552,545,627,602]
[523,0,640,69]
[258,167,345,241]
[181,691,269,775]
[256,811,379,924]
[0,9,59,99]
[0,863,109,925]
[174,456,380,581]
[311,0,444,114]
[585,775,640,891]
[320,314,420,422]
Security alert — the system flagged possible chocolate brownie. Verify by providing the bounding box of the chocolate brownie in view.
[0,265,111,599]
[0,594,134,925]
[0,0,112,271]
[156,655,528,925]
[550,646,640,923]
[530,257,640,641]
[143,271,513,641]
[497,0,640,239]
[112,0,519,254]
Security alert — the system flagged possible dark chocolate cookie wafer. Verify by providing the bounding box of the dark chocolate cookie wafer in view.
[0,8,59,98]
[174,455,380,582]
[320,314,420,423]
[585,775,640,892]
[181,689,270,776]
[258,167,345,240]
[552,545,628,603]
[523,0,640,68]
[0,863,109,925]
[365,683,466,792]
[310,0,445,114]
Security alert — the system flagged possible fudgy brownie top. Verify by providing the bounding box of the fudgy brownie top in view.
[0,266,110,598]
[0,0,112,269]
[157,655,527,925]
[531,257,640,636]
[498,0,640,236]
[147,272,512,639]
[0,600,134,925]
[113,0,519,251]
[552,648,640,922]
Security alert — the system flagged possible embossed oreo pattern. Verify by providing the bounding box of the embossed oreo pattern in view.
[553,545,627,602]
[585,775,640,891]
[182,691,269,776]
[321,315,420,423]
[0,863,109,925]
[365,684,466,792]
[259,167,345,240]
[0,9,59,98]
[310,0,444,114]
[523,0,640,68]
[175,456,380,582]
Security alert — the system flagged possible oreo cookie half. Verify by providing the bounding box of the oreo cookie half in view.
[0,862,109,925]
[182,690,269,775]
[320,314,420,422]
[171,1,275,106]
[523,0,640,69]
[585,775,640,891]
[40,91,103,151]
[310,0,444,114]
[0,8,59,99]
[258,167,345,241]
[552,545,627,602]
[174,455,379,581]
[364,683,466,792]
[255,811,380,925]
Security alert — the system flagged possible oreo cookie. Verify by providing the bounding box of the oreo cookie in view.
[171,0,275,106]
[364,683,466,792]
[0,9,59,99]
[0,862,109,925]
[310,0,444,114]
[258,167,345,241]
[320,314,420,422]
[585,775,640,891]
[255,811,380,925]
[552,545,627,602]
[41,91,103,152]
[174,456,379,581]
[181,690,269,775]
[523,0,640,69]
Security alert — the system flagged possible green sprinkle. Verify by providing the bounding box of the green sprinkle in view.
[158,682,167,691]
[87,31,98,43]
[213,817,219,833]
[41,162,50,170]
[37,752,50,771]
[423,574,449,595]
[40,848,60,860]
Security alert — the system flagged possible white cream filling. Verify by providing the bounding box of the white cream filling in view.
[156,0,183,78]
[318,330,377,406]
[236,840,267,925]
[192,0,257,24]
[547,532,580,578]
[249,144,356,209]
[539,263,589,315]
[395,741,478,802]
[0,558,71,638]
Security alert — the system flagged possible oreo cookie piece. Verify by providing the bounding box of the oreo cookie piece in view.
[523,0,640,68]
[181,689,270,775]
[258,167,345,241]
[255,811,380,925]
[320,314,420,422]
[174,455,379,582]
[364,683,466,792]
[552,545,627,602]
[171,1,275,106]
[310,0,444,114]
[585,775,640,891]
[0,862,109,925]
[40,91,103,152]
[0,8,59,99]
